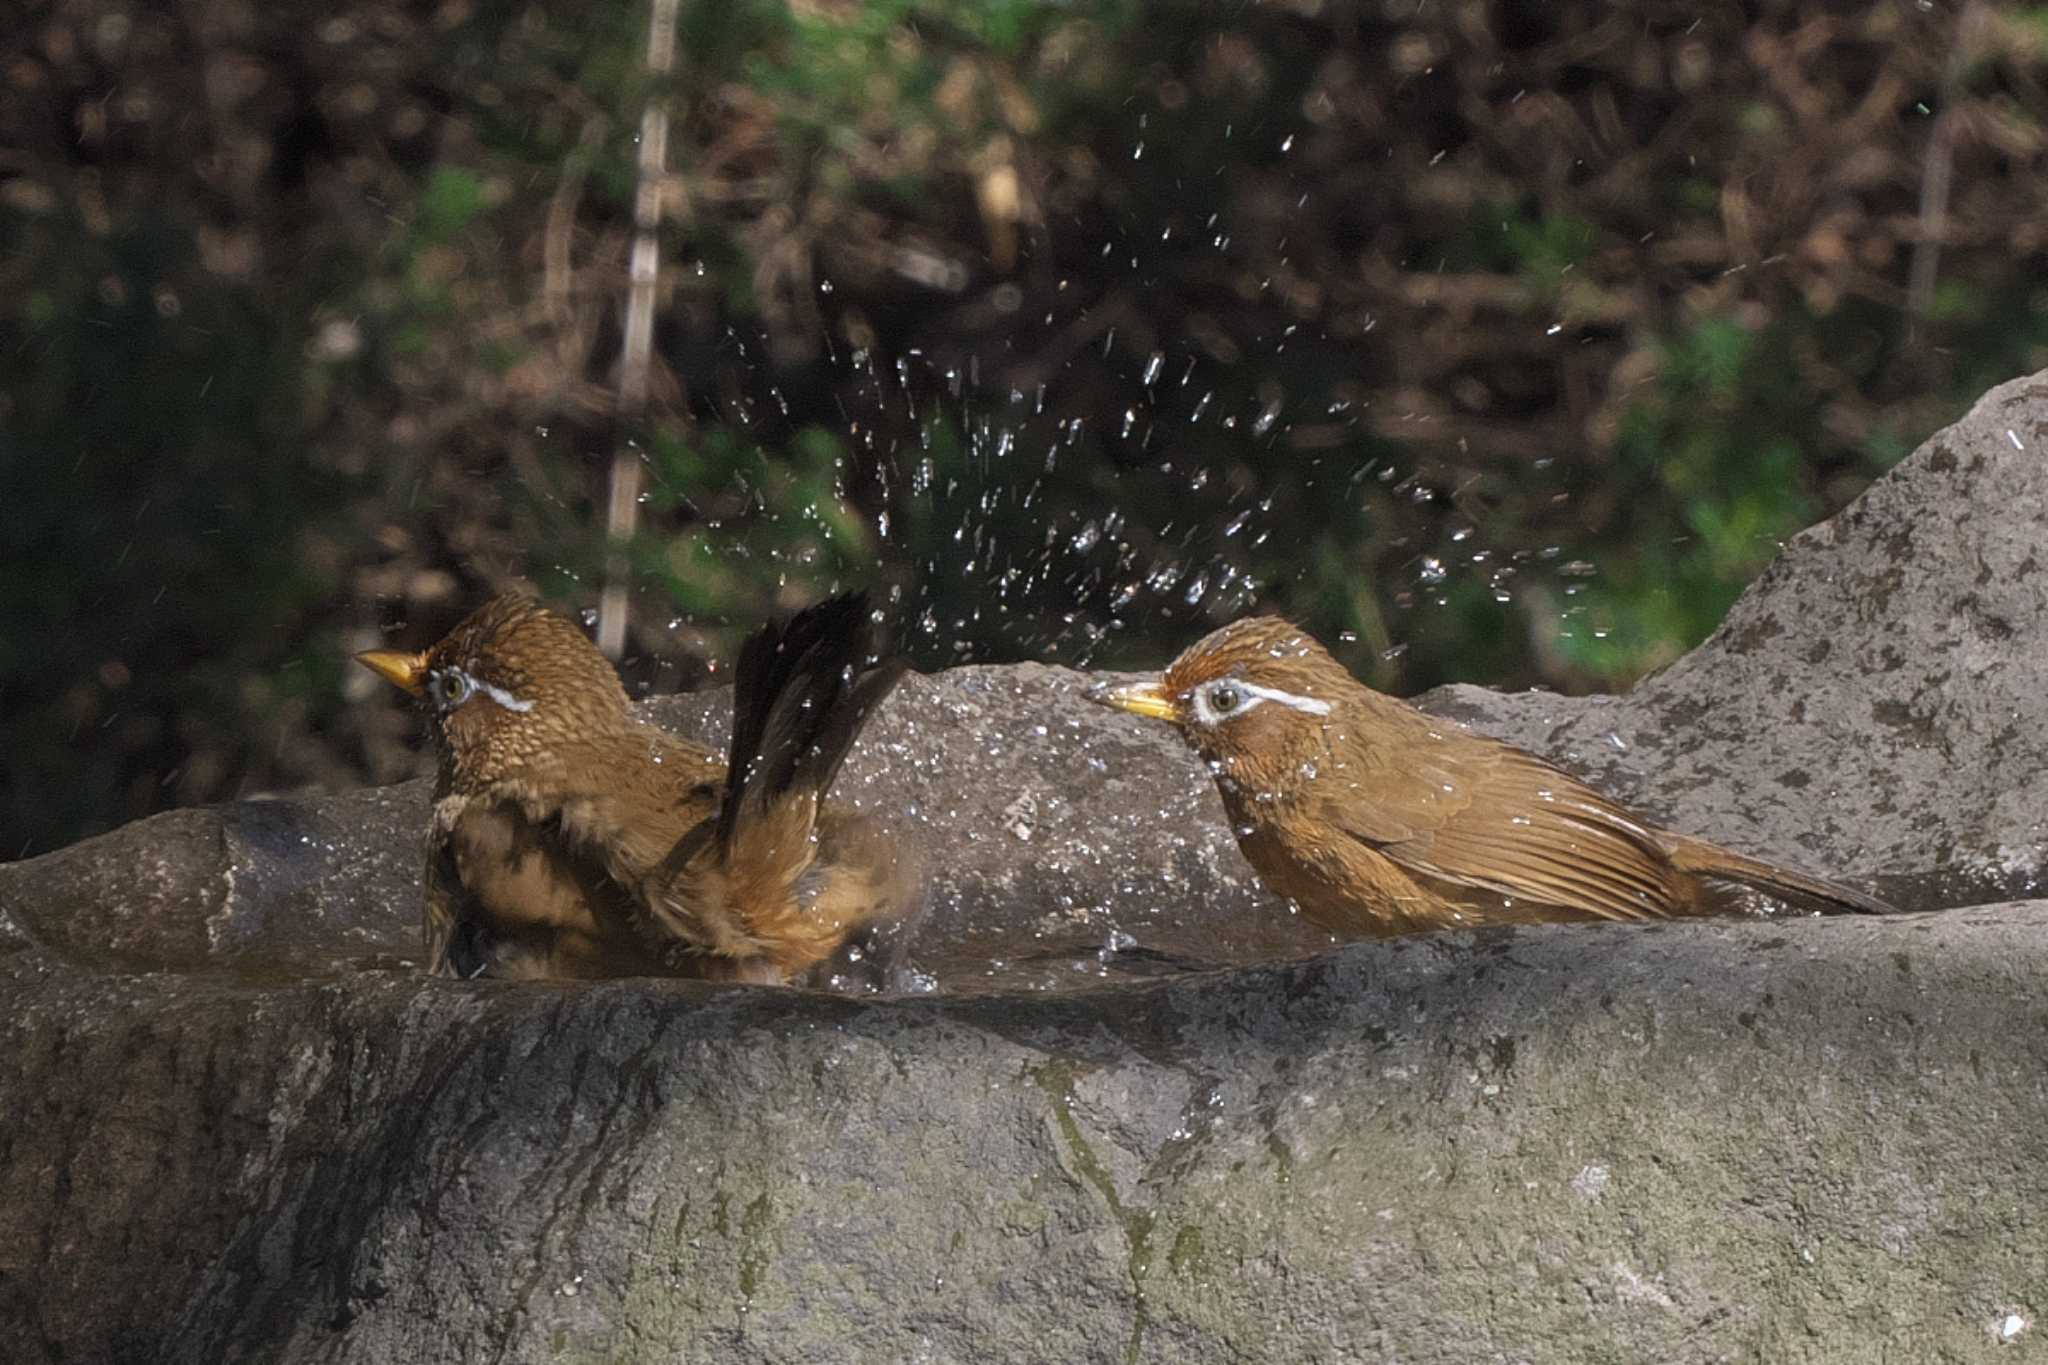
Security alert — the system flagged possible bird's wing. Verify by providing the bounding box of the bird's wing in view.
[421,834,467,977]
[532,728,729,956]
[555,729,723,882]
[1325,736,1680,922]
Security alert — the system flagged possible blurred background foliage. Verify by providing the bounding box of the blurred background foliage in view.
[5,0,2048,856]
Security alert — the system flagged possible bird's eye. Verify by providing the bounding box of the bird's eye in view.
[430,668,476,711]
[1208,683,1242,714]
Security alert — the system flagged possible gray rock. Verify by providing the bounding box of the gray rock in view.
[0,784,425,974]
[5,370,2048,1362]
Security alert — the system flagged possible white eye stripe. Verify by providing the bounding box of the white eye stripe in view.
[434,667,535,714]
[1189,678,1331,726]
[474,677,536,713]
[1236,680,1332,715]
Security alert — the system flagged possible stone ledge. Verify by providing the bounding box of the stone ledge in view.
[3,903,2043,1363]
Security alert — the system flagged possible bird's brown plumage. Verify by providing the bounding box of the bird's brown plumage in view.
[357,592,919,983]
[1090,614,1891,937]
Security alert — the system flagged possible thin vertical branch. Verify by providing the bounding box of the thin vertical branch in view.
[1905,1,1985,341]
[598,0,681,659]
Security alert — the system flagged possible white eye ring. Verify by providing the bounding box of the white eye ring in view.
[429,668,477,711]
[1190,679,1257,727]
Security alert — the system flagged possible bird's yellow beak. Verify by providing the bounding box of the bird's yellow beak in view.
[355,649,430,697]
[1085,677,1182,723]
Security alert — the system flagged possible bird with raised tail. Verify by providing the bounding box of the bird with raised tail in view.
[1087,615,1893,937]
[357,591,919,983]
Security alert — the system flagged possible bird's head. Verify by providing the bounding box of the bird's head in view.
[356,594,631,786]
[1087,615,1348,790]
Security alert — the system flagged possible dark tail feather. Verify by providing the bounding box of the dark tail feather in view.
[1666,834,1896,917]
[716,591,906,854]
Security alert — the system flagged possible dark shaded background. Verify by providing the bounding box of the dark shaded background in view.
[4,0,2045,858]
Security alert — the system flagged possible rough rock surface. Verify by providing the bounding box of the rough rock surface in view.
[9,905,2046,1364]
[5,371,2048,1362]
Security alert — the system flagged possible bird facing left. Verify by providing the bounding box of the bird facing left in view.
[355,592,920,985]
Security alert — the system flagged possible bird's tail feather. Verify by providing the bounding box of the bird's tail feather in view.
[1665,834,1894,917]
[717,591,905,858]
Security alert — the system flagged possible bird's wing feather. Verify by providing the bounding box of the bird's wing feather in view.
[1326,737,1679,921]
[566,735,721,873]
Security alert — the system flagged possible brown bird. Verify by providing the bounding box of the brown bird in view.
[1089,615,1891,937]
[356,591,918,983]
